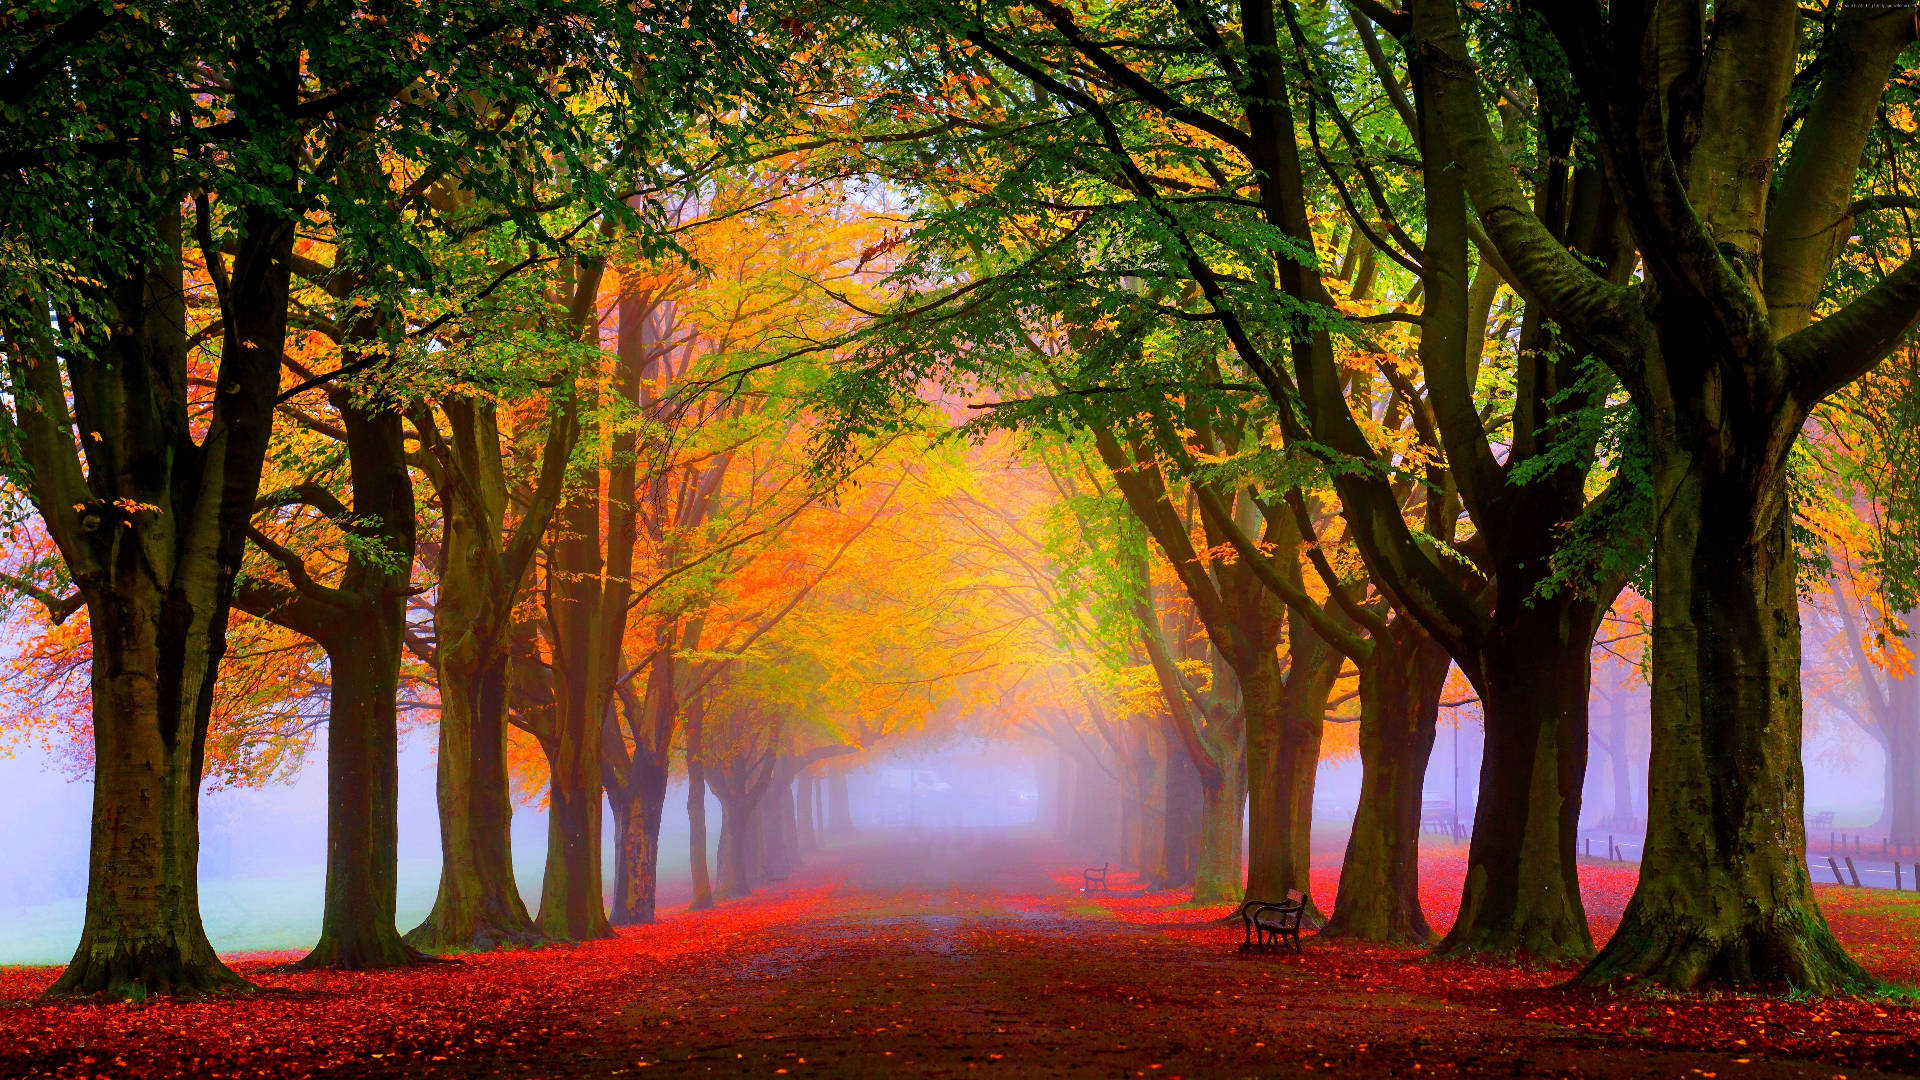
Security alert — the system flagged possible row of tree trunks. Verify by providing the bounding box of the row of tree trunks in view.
[405,250,601,953]
[533,271,652,941]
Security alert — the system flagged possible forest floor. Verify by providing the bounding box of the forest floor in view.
[7,833,1920,1079]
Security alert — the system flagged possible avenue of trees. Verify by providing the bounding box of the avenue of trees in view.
[2,0,1919,1000]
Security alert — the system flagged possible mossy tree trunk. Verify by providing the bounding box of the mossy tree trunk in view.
[1438,621,1596,961]
[1325,618,1450,945]
[1193,750,1247,905]
[243,381,425,971]
[15,195,295,998]
[1415,0,1920,991]
[1582,420,1869,990]
[409,388,578,952]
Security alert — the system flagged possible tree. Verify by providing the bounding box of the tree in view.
[1413,0,1920,988]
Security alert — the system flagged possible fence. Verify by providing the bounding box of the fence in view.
[1576,827,1920,894]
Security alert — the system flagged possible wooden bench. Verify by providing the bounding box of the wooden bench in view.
[1809,811,1835,830]
[1236,890,1309,953]
[1421,800,1459,837]
[1082,862,1110,893]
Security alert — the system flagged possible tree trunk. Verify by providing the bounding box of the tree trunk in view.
[1881,659,1920,846]
[716,788,757,899]
[1193,753,1246,904]
[827,768,854,834]
[1162,730,1203,891]
[1583,453,1869,990]
[408,643,540,951]
[687,710,714,910]
[1437,624,1593,960]
[796,769,819,852]
[1325,620,1451,945]
[1136,724,1169,886]
[1604,697,1640,829]
[51,588,240,996]
[609,751,669,925]
[1069,753,1114,852]
[1244,638,1336,908]
[537,710,611,939]
[759,770,799,881]
[296,625,420,969]
[236,388,422,971]
[44,200,295,998]
[1053,754,1076,841]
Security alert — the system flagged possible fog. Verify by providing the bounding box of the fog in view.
[2,655,1891,968]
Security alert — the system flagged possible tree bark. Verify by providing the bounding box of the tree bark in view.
[716,786,761,899]
[1135,721,1169,885]
[796,769,819,852]
[410,638,540,951]
[1194,752,1246,905]
[687,703,715,910]
[1162,727,1203,891]
[55,595,238,996]
[1325,618,1450,945]
[1886,696,1920,847]
[1243,611,1340,909]
[36,197,295,997]
[293,402,419,969]
[1582,447,1870,990]
[607,748,667,925]
[1438,623,1594,960]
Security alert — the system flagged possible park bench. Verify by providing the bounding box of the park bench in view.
[1082,862,1110,893]
[1236,890,1309,953]
[1809,810,1835,831]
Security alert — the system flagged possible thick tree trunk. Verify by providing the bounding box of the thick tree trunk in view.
[1193,754,1246,904]
[1583,457,1869,990]
[1053,754,1076,841]
[1437,624,1593,960]
[758,770,799,881]
[44,200,294,998]
[1162,730,1203,890]
[409,645,540,951]
[1119,786,1141,873]
[1603,698,1640,829]
[537,718,611,939]
[1136,725,1169,886]
[610,753,669,925]
[716,789,759,899]
[296,628,420,969]
[1069,753,1115,853]
[1325,620,1451,945]
[1244,643,1335,908]
[51,589,240,996]
[1880,659,1920,846]
[1887,714,1920,847]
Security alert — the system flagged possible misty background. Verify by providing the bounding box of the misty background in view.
[0,665,1885,966]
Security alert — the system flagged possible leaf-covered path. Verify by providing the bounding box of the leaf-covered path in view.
[7,832,1920,1078]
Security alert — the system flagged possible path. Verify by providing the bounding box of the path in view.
[346,833,1920,1079]
[6,831,1920,1079]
